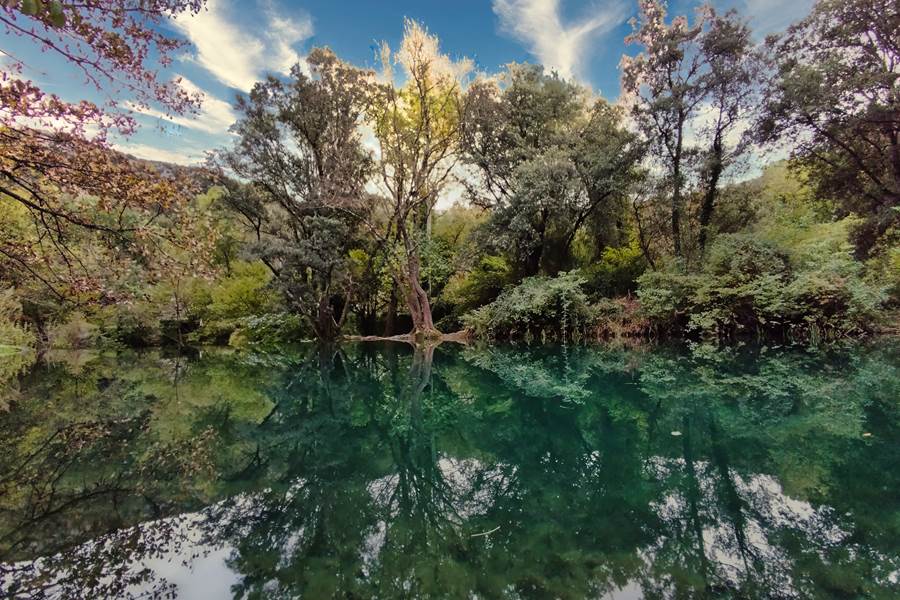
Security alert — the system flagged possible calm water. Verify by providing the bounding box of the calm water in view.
[0,341,898,599]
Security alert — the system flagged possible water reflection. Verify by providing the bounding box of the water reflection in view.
[1,341,898,599]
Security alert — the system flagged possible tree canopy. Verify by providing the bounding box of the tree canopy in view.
[0,0,896,347]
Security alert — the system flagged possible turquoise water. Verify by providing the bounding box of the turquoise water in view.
[1,341,898,599]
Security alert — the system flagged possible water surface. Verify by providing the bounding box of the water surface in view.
[1,341,898,599]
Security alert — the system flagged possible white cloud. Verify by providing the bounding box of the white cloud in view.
[173,0,313,91]
[129,76,237,135]
[493,0,627,80]
[114,142,202,165]
[267,10,314,75]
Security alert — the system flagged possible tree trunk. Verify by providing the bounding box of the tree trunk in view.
[632,198,656,269]
[314,294,337,342]
[405,251,439,338]
[522,210,548,277]
[397,223,440,339]
[698,138,723,252]
[672,116,685,257]
[383,282,398,336]
[672,159,683,257]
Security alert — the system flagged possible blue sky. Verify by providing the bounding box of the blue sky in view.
[2,0,814,165]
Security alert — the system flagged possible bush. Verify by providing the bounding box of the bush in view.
[582,241,648,298]
[95,300,161,347]
[463,271,594,340]
[637,227,886,340]
[48,312,98,349]
[204,261,277,321]
[0,288,35,352]
[443,255,513,313]
[189,261,283,344]
[226,313,307,348]
[0,289,35,403]
[592,296,650,340]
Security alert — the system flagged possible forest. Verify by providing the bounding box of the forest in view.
[2,2,899,598]
[0,0,898,360]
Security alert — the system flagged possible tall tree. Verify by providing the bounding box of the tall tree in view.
[461,64,643,276]
[368,19,470,338]
[622,0,709,257]
[695,9,756,251]
[0,1,209,302]
[757,0,900,257]
[219,48,374,341]
[622,2,757,257]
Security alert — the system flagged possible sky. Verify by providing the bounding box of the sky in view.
[2,0,815,166]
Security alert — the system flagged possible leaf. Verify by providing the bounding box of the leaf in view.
[20,0,38,16]
[48,1,65,27]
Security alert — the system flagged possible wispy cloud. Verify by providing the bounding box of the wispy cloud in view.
[173,0,313,91]
[113,142,202,165]
[492,0,627,81]
[129,77,237,135]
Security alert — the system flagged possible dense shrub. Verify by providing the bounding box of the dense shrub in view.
[48,312,99,349]
[863,226,900,307]
[0,289,35,402]
[90,261,286,347]
[188,261,283,344]
[443,255,514,312]
[638,226,886,340]
[463,271,594,340]
[95,301,161,347]
[203,262,278,321]
[0,288,35,351]
[582,241,648,297]
[592,296,650,340]
[438,255,514,331]
[226,313,308,348]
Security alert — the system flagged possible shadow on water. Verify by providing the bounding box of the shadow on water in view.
[0,340,898,599]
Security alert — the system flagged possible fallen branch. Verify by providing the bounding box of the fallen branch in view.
[470,525,501,537]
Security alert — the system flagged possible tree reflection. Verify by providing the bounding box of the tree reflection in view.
[0,341,897,599]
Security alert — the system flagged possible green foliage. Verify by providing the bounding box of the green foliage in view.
[221,47,373,341]
[1,6,897,348]
[48,312,99,349]
[95,303,157,347]
[0,289,35,400]
[432,203,486,246]
[204,262,276,321]
[638,225,886,339]
[592,295,650,340]
[419,236,455,297]
[463,271,594,340]
[226,313,307,349]
[757,0,900,257]
[462,64,643,277]
[865,239,900,306]
[443,255,513,313]
[582,241,648,297]
[189,261,286,344]
[0,288,34,351]
[86,261,287,348]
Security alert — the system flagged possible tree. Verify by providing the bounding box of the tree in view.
[621,2,757,257]
[461,64,643,277]
[219,48,375,341]
[695,9,756,251]
[0,1,201,120]
[622,0,708,257]
[757,0,900,258]
[0,1,207,301]
[367,19,470,339]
